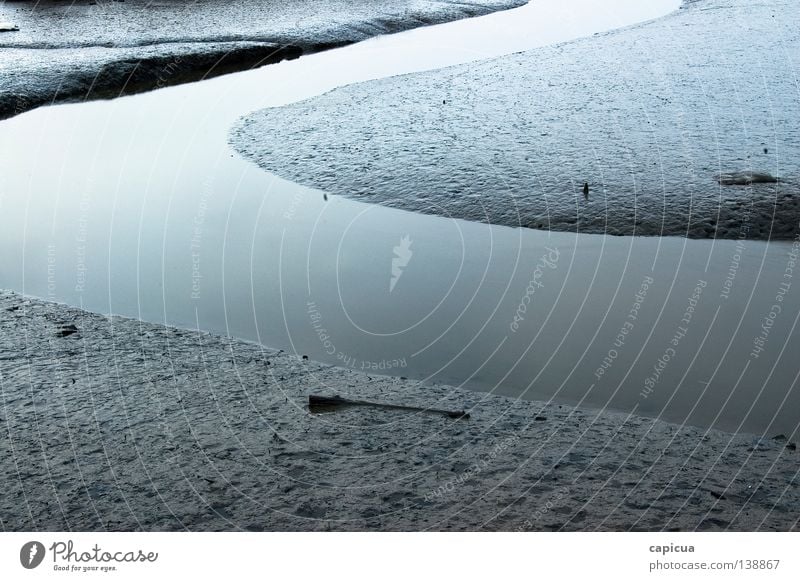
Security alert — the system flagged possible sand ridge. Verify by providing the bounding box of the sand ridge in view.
[231,0,800,240]
[0,0,525,120]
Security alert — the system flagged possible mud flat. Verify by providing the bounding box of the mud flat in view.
[1,291,797,531]
[0,0,524,120]
[231,0,800,240]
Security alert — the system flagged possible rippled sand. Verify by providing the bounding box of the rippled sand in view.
[2,291,797,531]
[231,0,799,240]
[0,0,523,119]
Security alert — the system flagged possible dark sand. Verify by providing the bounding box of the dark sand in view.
[1,291,797,531]
[0,0,524,120]
[231,0,800,240]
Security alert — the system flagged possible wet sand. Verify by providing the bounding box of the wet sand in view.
[231,0,800,240]
[0,0,523,120]
[1,291,797,531]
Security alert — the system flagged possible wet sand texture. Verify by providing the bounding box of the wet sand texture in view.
[231,0,800,240]
[1,291,798,531]
[0,0,525,120]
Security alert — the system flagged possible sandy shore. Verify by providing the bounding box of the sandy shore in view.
[1,290,797,531]
[231,0,799,240]
[0,0,523,120]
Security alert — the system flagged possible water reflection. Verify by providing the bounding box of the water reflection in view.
[3,0,798,436]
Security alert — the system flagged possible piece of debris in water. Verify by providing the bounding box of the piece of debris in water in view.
[714,171,778,185]
[0,23,19,32]
[308,394,470,419]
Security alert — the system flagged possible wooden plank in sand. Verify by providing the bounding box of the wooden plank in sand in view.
[308,394,470,419]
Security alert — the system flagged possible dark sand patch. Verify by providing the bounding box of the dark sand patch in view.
[0,0,524,119]
[231,0,800,240]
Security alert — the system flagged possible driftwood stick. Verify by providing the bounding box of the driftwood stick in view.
[308,395,470,419]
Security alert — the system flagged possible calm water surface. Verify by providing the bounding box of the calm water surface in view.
[5,0,799,436]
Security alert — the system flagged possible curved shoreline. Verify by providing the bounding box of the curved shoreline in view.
[231,0,799,240]
[2,0,798,532]
[2,290,797,531]
[0,0,524,120]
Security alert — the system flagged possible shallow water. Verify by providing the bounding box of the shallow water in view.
[4,0,800,436]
